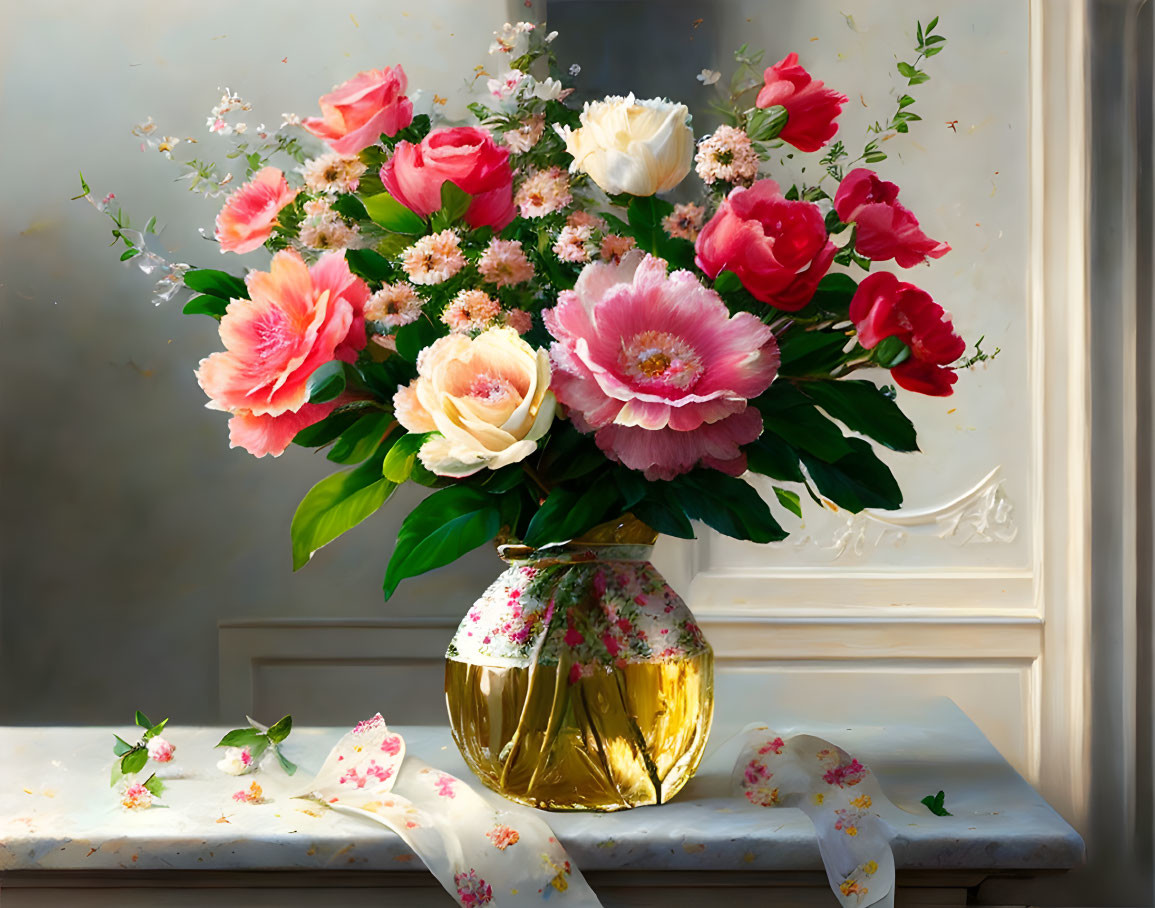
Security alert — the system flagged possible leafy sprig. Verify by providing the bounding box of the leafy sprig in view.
[110,710,170,786]
[216,715,297,775]
[823,17,947,183]
[921,789,952,816]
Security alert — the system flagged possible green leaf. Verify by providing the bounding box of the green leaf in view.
[746,432,804,482]
[135,710,152,729]
[382,432,429,483]
[113,734,134,757]
[921,789,952,816]
[292,448,398,570]
[924,35,947,45]
[331,193,368,221]
[393,316,443,364]
[142,774,166,798]
[801,380,918,452]
[626,195,675,255]
[897,61,919,79]
[671,472,787,543]
[383,486,503,599]
[628,478,696,539]
[898,94,916,108]
[773,487,803,518]
[916,20,924,45]
[266,715,293,744]
[327,411,394,465]
[436,181,472,226]
[537,424,604,483]
[120,747,148,776]
[756,385,854,462]
[345,248,396,282]
[363,192,426,234]
[274,746,298,776]
[293,409,365,447]
[745,104,788,141]
[926,15,939,32]
[216,728,266,748]
[873,335,912,368]
[713,270,744,296]
[120,248,140,261]
[777,331,851,376]
[305,361,347,404]
[110,762,123,788]
[907,71,931,85]
[809,273,858,315]
[184,269,248,300]
[799,437,903,512]
[523,483,622,548]
[182,295,229,319]
[143,718,169,741]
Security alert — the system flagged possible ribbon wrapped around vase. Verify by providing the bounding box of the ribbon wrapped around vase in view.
[298,715,904,907]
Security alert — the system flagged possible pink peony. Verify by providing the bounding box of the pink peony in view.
[544,252,780,480]
[380,127,516,231]
[195,250,370,456]
[214,167,298,255]
[302,66,413,155]
[849,271,966,396]
[755,53,847,152]
[834,168,951,267]
[695,179,835,311]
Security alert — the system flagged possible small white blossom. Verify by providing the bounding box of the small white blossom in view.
[217,746,256,776]
[530,77,564,101]
[569,64,581,77]
[697,69,721,85]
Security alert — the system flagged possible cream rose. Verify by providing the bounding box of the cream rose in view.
[558,93,694,196]
[394,327,556,477]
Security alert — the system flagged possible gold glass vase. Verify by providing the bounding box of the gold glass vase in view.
[444,517,714,811]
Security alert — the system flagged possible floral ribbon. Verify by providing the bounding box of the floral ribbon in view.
[294,714,600,906]
[298,716,900,907]
[733,725,897,908]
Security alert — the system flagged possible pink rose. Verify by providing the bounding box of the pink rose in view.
[695,179,835,311]
[214,167,298,255]
[147,736,175,763]
[834,168,951,267]
[755,53,847,152]
[302,66,413,155]
[849,271,966,396]
[380,127,516,231]
[196,250,370,456]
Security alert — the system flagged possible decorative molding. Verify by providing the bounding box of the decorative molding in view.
[785,467,1017,560]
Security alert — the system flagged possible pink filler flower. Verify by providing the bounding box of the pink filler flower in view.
[544,252,780,480]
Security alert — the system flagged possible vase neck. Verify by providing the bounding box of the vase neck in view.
[498,542,654,566]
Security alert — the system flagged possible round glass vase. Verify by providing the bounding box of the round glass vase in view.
[444,519,714,812]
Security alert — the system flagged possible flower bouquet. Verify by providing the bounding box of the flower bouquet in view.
[83,16,978,809]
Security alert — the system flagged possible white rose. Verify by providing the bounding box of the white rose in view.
[393,327,556,478]
[557,93,694,196]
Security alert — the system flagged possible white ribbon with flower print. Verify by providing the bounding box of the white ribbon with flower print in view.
[298,715,903,907]
[294,713,599,906]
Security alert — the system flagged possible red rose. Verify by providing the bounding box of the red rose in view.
[695,179,835,311]
[849,271,966,396]
[755,53,847,152]
[380,127,516,231]
[834,168,951,267]
[302,67,413,155]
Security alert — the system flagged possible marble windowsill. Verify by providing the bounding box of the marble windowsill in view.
[0,699,1083,877]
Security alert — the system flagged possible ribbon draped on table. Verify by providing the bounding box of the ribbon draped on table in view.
[296,715,901,907]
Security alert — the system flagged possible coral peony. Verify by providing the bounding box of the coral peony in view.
[544,252,779,480]
[834,168,951,267]
[214,167,298,255]
[381,127,516,231]
[302,66,413,155]
[695,179,835,311]
[195,250,369,456]
[393,327,556,477]
[849,271,966,396]
[755,53,847,152]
